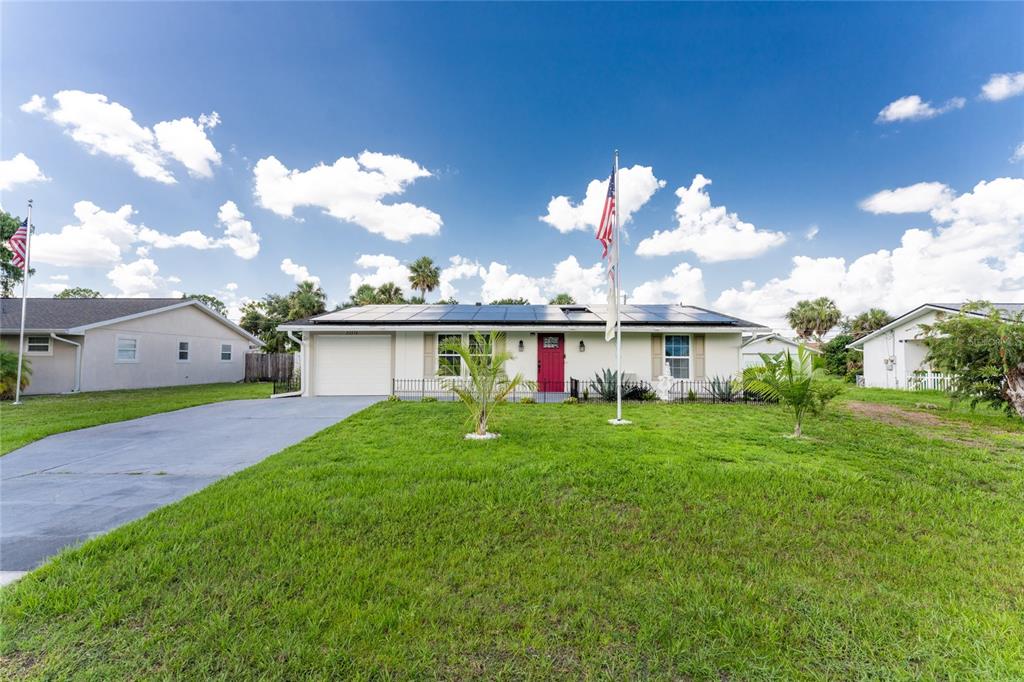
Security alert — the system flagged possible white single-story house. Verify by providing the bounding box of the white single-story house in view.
[740,333,818,368]
[1,298,262,395]
[278,303,770,397]
[847,302,1023,389]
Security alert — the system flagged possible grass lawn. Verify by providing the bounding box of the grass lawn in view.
[0,382,271,455]
[2,396,1022,679]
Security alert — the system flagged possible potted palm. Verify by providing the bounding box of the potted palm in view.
[439,331,529,439]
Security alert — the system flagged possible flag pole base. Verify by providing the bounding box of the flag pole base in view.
[607,418,632,426]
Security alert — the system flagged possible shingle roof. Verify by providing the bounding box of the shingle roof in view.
[1,298,187,332]
[283,303,768,329]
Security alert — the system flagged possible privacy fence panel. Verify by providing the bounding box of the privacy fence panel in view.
[245,352,296,383]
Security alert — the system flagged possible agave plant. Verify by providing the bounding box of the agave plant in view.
[708,375,741,402]
[440,331,529,438]
[743,346,841,437]
[0,351,31,400]
[590,369,654,402]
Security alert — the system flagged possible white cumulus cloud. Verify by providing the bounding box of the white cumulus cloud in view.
[439,255,482,300]
[107,257,180,297]
[876,94,965,123]
[348,254,413,296]
[280,258,320,286]
[540,164,665,233]
[980,72,1024,102]
[635,174,786,262]
[713,177,1024,330]
[253,151,442,242]
[215,201,260,259]
[631,262,706,305]
[22,90,221,184]
[859,181,954,214]
[0,153,50,192]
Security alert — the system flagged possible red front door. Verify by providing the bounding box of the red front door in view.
[537,334,565,392]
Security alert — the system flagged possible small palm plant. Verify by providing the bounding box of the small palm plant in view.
[743,346,841,437]
[440,331,529,439]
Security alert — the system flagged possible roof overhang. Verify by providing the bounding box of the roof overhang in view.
[64,300,263,346]
[279,323,768,334]
[847,304,957,349]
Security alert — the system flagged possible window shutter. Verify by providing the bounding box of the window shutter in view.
[650,333,663,378]
[423,333,435,377]
[693,334,706,380]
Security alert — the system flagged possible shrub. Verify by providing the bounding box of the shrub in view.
[562,396,579,404]
[821,333,859,382]
[385,394,400,402]
[519,396,536,404]
[591,369,655,401]
[0,351,31,400]
[421,396,438,403]
[687,389,697,402]
[744,345,841,437]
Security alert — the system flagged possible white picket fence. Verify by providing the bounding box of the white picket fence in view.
[907,372,954,391]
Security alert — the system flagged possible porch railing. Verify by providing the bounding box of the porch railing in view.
[391,377,771,404]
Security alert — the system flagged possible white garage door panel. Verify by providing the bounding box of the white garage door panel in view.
[315,335,391,395]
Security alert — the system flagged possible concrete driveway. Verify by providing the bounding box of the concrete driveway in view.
[1,396,379,581]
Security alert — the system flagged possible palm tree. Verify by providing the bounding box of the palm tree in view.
[439,332,529,438]
[549,293,576,305]
[375,282,406,304]
[288,281,327,320]
[743,345,841,437]
[808,297,842,341]
[350,284,378,306]
[785,300,817,342]
[846,308,893,338]
[408,257,440,302]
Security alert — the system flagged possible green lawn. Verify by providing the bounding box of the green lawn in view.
[2,397,1022,679]
[0,382,271,455]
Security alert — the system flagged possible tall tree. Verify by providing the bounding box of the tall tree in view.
[845,308,893,339]
[349,284,379,307]
[787,297,841,342]
[785,300,817,342]
[408,257,440,302]
[288,280,327,320]
[55,287,102,299]
[1,210,32,298]
[182,293,228,316]
[549,293,576,305]
[375,282,406,304]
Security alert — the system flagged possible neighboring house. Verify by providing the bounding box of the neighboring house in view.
[847,302,1024,389]
[740,333,817,368]
[278,303,770,396]
[1,298,262,395]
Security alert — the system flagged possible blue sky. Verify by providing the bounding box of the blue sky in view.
[2,2,1022,327]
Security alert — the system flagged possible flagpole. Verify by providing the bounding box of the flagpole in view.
[13,199,33,405]
[614,150,623,422]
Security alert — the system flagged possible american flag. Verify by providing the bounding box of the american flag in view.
[595,166,615,257]
[5,219,29,270]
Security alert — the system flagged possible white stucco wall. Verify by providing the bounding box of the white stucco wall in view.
[1,334,81,395]
[860,309,940,388]
[79,305,251,392]
[394,331,424,381]
[705,333,743,379]
[564,332,653,382]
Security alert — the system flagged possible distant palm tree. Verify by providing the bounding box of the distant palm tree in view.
[350,284,378,306]
[786,297,841,342]
[288,281,327,320]
[549,293,576,305]
[408,257,440,302]
[846,308,893,338]
[375,282,406,304]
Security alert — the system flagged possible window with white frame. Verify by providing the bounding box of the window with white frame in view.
[665,335,690,379]
[437,334,462,376]
[177,341,190,362]
[26,335,51,354]
[116,336,138,362]
[220,343,232,361]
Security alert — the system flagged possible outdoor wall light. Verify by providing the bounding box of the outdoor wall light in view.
[579,340,586,352]
[518,339,525,352]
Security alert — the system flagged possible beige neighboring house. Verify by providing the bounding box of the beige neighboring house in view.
[1,298,262,395]
[278,303,770,397]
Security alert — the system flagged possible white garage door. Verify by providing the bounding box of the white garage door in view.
[314,335,391,395]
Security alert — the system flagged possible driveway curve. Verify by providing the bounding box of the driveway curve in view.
[1,396,379,577]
